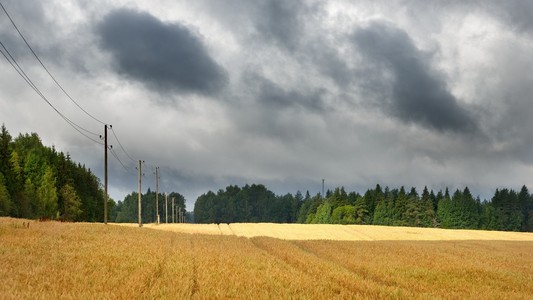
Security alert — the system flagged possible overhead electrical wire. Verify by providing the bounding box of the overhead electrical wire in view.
[0,0,106,126]
[110,127,136,163]
[0,41,103,145]
[109,146,134,174]
[1,1,147,175]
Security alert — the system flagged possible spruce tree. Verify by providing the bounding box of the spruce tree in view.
[0,173,11,216]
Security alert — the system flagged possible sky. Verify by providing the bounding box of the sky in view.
[2,0,533,210]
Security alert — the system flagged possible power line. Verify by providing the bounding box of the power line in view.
[110,127,136,163]
[0,39,102,145]
[0,0,107,126]
[109,146,133,174]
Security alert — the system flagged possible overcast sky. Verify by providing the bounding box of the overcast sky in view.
[2,0,533,209]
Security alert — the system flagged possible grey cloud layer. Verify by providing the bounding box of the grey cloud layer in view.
[3,0,533,205]
[353,21,478,134]
[97,8,227,95]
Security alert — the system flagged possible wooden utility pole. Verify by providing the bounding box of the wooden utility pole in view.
[172,197,175,223]
[165,192,168,223]
[104,124,108,224]
[138,160,142,227]
[155,166,159,224]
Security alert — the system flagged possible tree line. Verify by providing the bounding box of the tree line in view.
[194,184,299,223]
[0,124,188,223]
[0,124,111,221]
[114,189,186,223]
[193,183,533,232]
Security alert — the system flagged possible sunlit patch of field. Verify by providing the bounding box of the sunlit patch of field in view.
[139,222,533,241]
[2,217,533,299]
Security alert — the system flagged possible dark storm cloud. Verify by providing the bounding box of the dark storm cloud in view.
[97,8,227,95]
[353,21,478,134]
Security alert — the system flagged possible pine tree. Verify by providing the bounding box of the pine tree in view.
[518,185,530,231]
[420,186,436,227]
[437,189,452,228]
[0,124,12,177]
[394,187,408,226]
[353,196,369,224]
[0,172,11,216]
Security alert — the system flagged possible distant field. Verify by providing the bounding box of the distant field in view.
[2,218,533,299]
[138,222,533,241]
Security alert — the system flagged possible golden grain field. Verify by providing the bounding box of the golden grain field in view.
[2,218,533,299]
[142,222,533,241]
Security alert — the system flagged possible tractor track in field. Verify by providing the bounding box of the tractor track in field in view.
[189,237,199,299]
[249,237,373,296]
[227,223,236,235]
[139,235,177,297]
[292,240,402,289]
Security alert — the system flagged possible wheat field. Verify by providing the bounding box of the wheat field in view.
[142,222,533,241]
[2,218,533,299]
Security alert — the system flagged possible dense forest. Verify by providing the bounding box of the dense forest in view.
[0,124,188,223]
[114,189,186,223]
[0,124,111,221]
[3,122,533,232]
[194,184,533,232]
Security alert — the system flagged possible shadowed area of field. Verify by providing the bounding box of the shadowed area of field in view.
[2,218,533,299]
[135,222,533,241]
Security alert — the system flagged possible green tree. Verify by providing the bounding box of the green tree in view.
[0,124,12,179]
[331,205,356,224]
[394,187,408,226]
[37,165,58,219]
[9,151,24,217]
[61,183,83,221]
[313,201,332,224]
[0,173,11,216]
[353,196,369,224]
[330,187,349,208]
[403,188,421,226]
[23,178,36,218]
[480,201,498,230]
[437,189,452,228]
[420,186,436,227]
[373,189,395,225]
[517,186,530,231]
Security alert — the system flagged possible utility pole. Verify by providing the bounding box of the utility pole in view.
[104,124,108,224]
[172,197,175,223]
[155,166,159,224]
[165,192,168,223]
[138,160,142,227]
